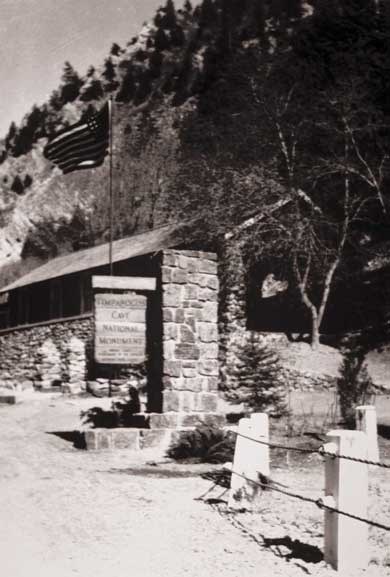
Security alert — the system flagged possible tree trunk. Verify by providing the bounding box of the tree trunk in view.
[310,312,320,349]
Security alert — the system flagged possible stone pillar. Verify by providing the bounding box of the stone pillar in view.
[64,336,87,394]
[161,250,220,421]
[218,242,247,392]
[36,339,62,389]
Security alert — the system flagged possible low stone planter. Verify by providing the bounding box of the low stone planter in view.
[83,411,226,453]
[0,394,16,405]
[84,428,173,452]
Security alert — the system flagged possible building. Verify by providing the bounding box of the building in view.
[0,224,179,330]
[0,225,221,421]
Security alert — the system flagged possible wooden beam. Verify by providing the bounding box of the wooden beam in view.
[92,275,157,291]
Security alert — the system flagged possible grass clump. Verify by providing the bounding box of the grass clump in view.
[166,425,235,463]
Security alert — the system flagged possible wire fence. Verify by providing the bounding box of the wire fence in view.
[226,468,390,532]
[234,431,390,469]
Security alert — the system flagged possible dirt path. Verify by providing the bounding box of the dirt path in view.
[0,394,276,577]
[0,394,388,577]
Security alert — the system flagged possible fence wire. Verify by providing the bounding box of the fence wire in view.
[235,431,318,454]
[317,446,390,469]
[228,469,390,532]
[234,431,390,469]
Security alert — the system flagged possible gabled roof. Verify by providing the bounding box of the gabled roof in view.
[0,224,180,293]
[224,198,292,240]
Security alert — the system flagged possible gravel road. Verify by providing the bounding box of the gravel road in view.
[0,393,389,577]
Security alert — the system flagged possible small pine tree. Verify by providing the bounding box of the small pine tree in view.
[60,61,83,104]
[110,42,122,57]
[155,27,171,51]
[80,79,104,101]
[160,0,177,29]
[149,50,163,78]
[184,0,193,14]
[116,67,136,102]
[48,89,63,112]
[4,122,17,154]
[199,0,218,26]
[337,348,375,428]
[134,48,148,62]
[102,57,118,91]
[171,25,185,47]
[228,333,287,416]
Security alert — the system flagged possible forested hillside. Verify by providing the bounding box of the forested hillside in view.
[0,0,389,342]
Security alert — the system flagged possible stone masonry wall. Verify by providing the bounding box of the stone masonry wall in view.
[0,249,223,409]
[219,242,340,392]
[219,242,247,393]
[0,316,93,392]
[161,250,220,413]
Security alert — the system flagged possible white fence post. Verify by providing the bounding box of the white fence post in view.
[356,405,379,463]
[322,430,369,573]
[250,412,270,476]
[228,413,269,510]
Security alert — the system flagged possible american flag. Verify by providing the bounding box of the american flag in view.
[43,102,109,174]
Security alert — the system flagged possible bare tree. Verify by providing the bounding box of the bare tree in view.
[247,68,390,347]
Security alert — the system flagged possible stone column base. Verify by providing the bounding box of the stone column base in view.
[162,390,219,412]
[61,382,86,394]
[84,418,227,455]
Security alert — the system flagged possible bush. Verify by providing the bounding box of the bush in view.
[337,348,375,428]
[166,425,235,463]
[227,333,287,417]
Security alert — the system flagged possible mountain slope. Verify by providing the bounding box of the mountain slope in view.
[0,0,389,336]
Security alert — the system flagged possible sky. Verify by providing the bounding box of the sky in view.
[0,0,187,137]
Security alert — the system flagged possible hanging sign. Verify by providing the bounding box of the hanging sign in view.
[94,292,147,364]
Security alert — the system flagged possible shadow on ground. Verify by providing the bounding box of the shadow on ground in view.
[209,501,323,572]
[47,430,86,449]
[262,535,323,564]
[107,466,207,478]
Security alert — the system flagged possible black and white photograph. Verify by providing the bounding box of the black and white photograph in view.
[0,1,390,575]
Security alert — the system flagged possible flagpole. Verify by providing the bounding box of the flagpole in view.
[108,96,114,277]
[108,96,114,399]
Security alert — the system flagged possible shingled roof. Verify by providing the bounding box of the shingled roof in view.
[0,224,180,293]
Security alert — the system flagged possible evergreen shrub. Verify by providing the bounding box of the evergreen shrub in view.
[227,332,287,417]
[337,348,375,428]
